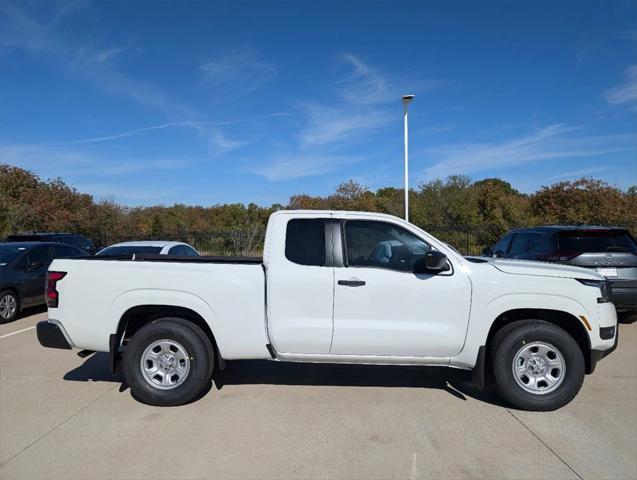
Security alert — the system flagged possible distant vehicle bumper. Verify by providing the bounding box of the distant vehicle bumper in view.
[36,320,73,350]
[609,279,637,311]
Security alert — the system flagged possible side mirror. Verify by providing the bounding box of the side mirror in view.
[414,251,449,274]
[493,250,504,258]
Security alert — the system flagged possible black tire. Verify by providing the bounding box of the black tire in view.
[122,317,214,406]
[618,311,637,324]
[0,290,20,324]
[491,320,585,411]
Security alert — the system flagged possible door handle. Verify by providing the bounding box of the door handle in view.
[338,279,366,287]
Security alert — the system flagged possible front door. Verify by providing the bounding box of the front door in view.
[331,220,472,358]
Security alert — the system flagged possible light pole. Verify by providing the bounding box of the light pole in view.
[402,94,415,222]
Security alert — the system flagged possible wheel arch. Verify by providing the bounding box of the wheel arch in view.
[111,304,224,373]
[0,286,21,304]
[485,308,593,373]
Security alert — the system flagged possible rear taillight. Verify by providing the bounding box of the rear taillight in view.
[536,250,580,262]
[46,271,67,308]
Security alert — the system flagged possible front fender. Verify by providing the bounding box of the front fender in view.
[452,292,593,369]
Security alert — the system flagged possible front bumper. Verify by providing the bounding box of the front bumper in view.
[36,321,72,350]
[589,326,619,373]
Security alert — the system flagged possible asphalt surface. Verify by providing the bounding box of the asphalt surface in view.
[0,310,635,479]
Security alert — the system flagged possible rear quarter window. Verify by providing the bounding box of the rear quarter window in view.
[558,230,637,254]
[285,219,325,266]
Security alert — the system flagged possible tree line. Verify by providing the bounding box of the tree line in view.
[1,163,636,249]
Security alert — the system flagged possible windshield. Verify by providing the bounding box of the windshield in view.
[0,244,28,266]
[97,246,163,256]
[558,230,637,254]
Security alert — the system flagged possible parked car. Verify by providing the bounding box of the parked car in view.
[486,226,637,319]
[96,241,200,257]
[0,242,88,322]
[6,233,96,255]
[36,211,618,410]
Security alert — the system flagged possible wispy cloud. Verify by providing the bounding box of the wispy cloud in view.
[210,131,249,154]
[0,2,260,155]
[300,103,392,147]
[0,2,180,115]
[299,54,399,148]
[421,124,635,180]
[200,46,277,96]
[605,65,637,110]
[544,166,610,181]
[53,112,292,146]
[0,143,199,179]
[246,155,361,181]
[89,47,126,65]
[251,54,433,180]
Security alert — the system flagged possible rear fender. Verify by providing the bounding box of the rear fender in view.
[108,289,218,347]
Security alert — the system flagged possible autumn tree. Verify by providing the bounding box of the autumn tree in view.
[530,178,634,225]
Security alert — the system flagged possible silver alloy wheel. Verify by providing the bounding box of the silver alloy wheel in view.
[0,294,17,320]
[512,341,566,395]
[140,339,191,390]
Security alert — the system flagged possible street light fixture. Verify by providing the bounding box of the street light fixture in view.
[402,94,415,222]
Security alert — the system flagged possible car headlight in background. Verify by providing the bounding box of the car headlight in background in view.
[577,279,612,303]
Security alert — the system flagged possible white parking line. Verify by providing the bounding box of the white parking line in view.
[0,326,36,339]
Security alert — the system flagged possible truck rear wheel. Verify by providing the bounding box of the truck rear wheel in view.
[491,320,585,411]
[122,318,214,406]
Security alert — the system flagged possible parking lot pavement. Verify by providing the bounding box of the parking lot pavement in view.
[0,314,635,480]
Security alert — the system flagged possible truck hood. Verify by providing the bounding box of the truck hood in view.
[485,258,604,280]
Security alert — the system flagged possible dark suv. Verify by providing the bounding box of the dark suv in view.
[0,242,88,322]
[5,233,96,254]
[487,226,637,317]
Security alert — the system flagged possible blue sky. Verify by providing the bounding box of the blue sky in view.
[1,0,636,206]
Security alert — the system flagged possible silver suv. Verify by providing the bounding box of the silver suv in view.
[487,226,637,320]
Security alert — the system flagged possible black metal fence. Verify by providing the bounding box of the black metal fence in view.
[100,223,637,257]
[100,230,266,257]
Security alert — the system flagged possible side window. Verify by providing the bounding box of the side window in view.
[509,233,530,255]
[492,233,513,255]
[168,246,183,255]
[52,245,86,258]
[344,221,430,272]
[182,246,199,256]
[26,246,52,268]
[285,219,325,266]
[74,237,91,251]
[527,234,555,254]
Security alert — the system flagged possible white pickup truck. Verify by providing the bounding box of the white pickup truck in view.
[37,210,618,410]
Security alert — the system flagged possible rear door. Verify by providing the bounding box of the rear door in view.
[266,216,335,354]
[51,244,88,259]
[506,233,531,259]
[492,233,514,257]
[20,246,52,306]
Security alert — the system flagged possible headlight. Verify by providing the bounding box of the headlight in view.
[576,279,612,303]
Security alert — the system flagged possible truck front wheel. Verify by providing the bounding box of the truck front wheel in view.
[122,318,214,406]
[491,320,585,411]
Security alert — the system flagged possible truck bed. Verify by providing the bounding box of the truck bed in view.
[48,256,269,358]
[72,254,263,264]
